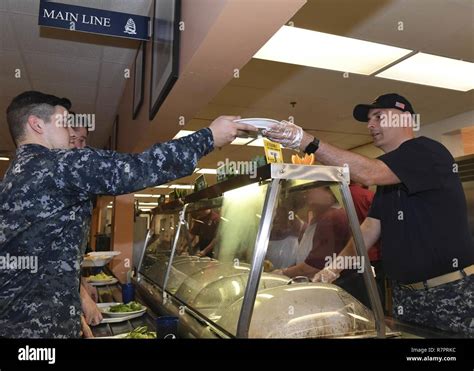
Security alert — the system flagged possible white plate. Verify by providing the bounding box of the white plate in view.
[85,251,122,259]
[98,312,146,324]
[94,331,155,339]
[98,302,147,317]
[97,303,146,324]
[93,333,129,339]
[234,118,280,130]
[82,259,110,267]
[88,277,118,286]
[82,251,121,267]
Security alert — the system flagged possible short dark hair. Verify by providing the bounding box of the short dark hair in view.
[6,91,72,145]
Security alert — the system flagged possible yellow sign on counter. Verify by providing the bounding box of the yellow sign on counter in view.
[263,138,284,164]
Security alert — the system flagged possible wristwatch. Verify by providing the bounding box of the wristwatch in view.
[304,137,320,154]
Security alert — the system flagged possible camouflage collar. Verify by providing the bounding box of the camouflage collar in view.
[16,143,51,156]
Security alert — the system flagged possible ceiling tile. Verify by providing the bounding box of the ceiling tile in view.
[0,50,29,83]
[101,0,152,16]
[11,13,103,60]
[6,0,39,15]
[0,12,18,51]
[0,76,32,99]
[23,52,100,85]
[102,45,137,64]
[348,0,474,62]
[30,79,97,106]
[99,62,129,88]
[96,86,125,108]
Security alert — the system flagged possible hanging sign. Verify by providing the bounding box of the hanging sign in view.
[38,0,150,41]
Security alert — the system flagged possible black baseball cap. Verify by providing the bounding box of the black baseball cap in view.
[353,93,415,122]
[7,91,71,114]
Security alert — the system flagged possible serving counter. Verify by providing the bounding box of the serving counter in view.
[132,163,400,338]
[128,163,462,340]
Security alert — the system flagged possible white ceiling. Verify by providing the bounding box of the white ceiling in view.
[0,0,152,154]
[181,0,474,173]
[143,0,473,195]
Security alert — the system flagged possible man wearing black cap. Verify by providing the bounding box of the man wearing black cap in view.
[0,90,256,338]
[264,93,474,336]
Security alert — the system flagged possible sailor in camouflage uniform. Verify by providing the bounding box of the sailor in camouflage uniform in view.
[0,91,254,338]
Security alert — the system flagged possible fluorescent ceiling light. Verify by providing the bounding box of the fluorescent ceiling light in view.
[247,138,265,147]
[196,168,217,175]
[231,137,254,145]
[155,185,169,189]
[254,26,412,75]
[173,130,195,139]
[138,202,158,206]
[0,157,9,161]
[134,194,160,198]
[168,184,194,189]
[376,52,474,92]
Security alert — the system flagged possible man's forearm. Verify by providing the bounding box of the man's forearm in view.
[283,262,319,278]
[300,133,378,185]
[200,238,217,256]
[300,132,401,186]
[330,239,358,275]
[80,284,90,300]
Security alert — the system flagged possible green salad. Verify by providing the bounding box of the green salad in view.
[125,326,156,339]
[109,301,143,313]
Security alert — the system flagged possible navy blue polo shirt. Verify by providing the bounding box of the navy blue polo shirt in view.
[368,136,474,283]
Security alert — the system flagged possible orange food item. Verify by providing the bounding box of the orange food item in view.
[291,153,315,165]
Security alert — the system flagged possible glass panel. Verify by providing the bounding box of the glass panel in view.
[138,176,383,338]
[169,182,284,335]
[139,212,179,286]
[217,179,381,338]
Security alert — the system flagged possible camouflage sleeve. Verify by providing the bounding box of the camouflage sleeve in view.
[55,128,214,196]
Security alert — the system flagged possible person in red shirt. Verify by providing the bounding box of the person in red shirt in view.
[275,186,350,278]
[275,184,384,308]
[337,183,386,310]
[349,183,381,262]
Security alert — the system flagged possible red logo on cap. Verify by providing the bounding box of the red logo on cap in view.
[395,102,405,109]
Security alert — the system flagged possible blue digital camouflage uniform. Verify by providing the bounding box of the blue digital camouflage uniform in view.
[392,275,474,337]
[0,128,214,338]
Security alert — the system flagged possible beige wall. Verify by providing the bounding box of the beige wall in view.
[349,142,384,159]
[462,127,474,155]
[348,110,474,160]
[418,110,474,158]
[110,194,135,283]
